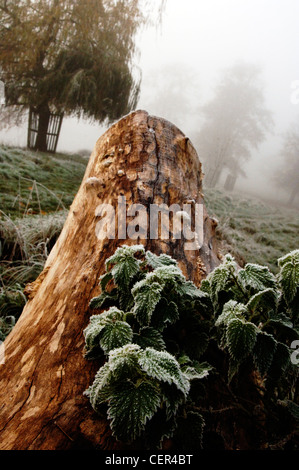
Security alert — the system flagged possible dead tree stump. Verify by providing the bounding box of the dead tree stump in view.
[0,110,220,450]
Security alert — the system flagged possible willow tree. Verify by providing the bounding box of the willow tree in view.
[0,0,164,151]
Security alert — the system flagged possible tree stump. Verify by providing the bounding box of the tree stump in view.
[0,110,220,450]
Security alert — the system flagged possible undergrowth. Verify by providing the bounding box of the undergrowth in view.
[83,244,299,450]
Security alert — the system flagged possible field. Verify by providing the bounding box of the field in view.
[0,145,298,338]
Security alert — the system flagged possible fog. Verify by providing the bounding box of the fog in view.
[1,0,299,203]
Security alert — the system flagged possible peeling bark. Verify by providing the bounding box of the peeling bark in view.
[0,110,220,450]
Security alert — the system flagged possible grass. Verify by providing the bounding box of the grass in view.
[0,145,298,339]
[0,145,87,217]
[204,188,299,273]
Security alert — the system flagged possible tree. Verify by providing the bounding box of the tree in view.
[0,0,165,152]
[273,118,299,206]
[0,110,220,450]
[195,62,273,188]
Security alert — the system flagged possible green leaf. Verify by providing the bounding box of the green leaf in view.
[267,342,291,380]
[89,290,118,310]
[277,250,299,304]
[100,321,133,354]
[133,327,166,350]
[160,382,186,419]
[207,256,237,308]
[238,263,277,293]
[138,348,190,395]
[132,281,164,326]
[84,362,114,410]
[108,379,161,442]
[108,344,142,379]
[151,298,179,331]
[253,331,277,376]
[175,411,205,450]
[228,356,240,384]
[246,288,279,315]
[105,244,144,291]
[99,271,113,291]
[226,318,257,362]
[215,300,247,327]
[145,251,178,269]
[181,361,212,380]
[278,399,299,421]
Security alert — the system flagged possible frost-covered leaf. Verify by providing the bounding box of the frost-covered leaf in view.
[278,399,299,421]
[253,331,277,376]
[84,362,114,410]
[277,250,299,305]
[132,281,164,326]
[226,318,257,362]
[133,327,166,350]
[246,288,279,314]
[99,271,113,291]
[182,361,212,381]
[108,344,142,379]
[138,347,190,395]
[215,300,247,327]
[108,379,161,442]
[105,244,144,291]
[151,298,179,331]
[145,251,177,269]
[160,382,186,419]
[238,263,277,293]
[100,321,133,354]
[206,257,237,307]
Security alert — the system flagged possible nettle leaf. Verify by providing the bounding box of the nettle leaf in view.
[175,411,205,450]
[84,362,114,410]
[277,250,299,305]
[132,281,164,326]
[246,288,279,315]
[267,342,291,380]
[133,327,166,351]
[151,298,179,331]
[146,251,178,269]
[207,257,237,307]
[226,318,257,362]
[138,347,190,396]
[253,331,277,376]
[100,321,133,354]
[160,382,186,419]
[108,379,161,442]
[278,399,299,421]
[215,300,247,327]
[181,361,212,381]
[106,244,144,291]
[228,356,240,384]
[238,263,277,293]
[108,344,142,379]
[99,271,113,291]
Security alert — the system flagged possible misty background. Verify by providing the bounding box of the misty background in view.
[1,0,299,203]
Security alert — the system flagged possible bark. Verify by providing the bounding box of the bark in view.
[0,110,220,450]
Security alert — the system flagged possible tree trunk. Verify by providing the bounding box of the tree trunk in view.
[34,104,51,152]
[288,186,298,206]
[0,110,220,450]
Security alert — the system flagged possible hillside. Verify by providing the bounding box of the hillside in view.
[0,145,298,338]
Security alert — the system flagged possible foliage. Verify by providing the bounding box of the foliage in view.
[84,245,299,449]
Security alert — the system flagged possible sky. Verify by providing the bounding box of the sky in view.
[1,0,299,199]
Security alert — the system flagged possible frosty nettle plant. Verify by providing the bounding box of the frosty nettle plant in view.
[83,245,299,449]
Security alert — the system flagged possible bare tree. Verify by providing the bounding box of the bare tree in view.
[194,62,273,188]
[273,118,299,206]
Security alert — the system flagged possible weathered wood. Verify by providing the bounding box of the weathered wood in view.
[0,110,220,450]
